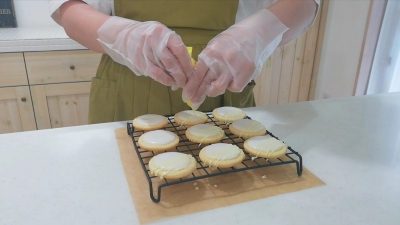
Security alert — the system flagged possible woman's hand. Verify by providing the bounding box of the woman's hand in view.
[97,17,193,88]
[53,1,193,88]
[182,9,288,110]
[182,0,318,110]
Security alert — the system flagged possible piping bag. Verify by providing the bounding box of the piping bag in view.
[185,47,198,110]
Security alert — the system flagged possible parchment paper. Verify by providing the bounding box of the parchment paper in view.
[115,127,325,224]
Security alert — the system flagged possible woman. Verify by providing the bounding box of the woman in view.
[49,0,319,124]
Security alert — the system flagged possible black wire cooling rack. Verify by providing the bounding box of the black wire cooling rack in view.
[126,112,303,203]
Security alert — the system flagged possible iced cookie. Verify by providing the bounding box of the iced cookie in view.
[244,136,287,159]
[138,130,179,152]
[132,114,168,131]
[174,110,208,127]
[149,152,196,179]
[186,124,225,145]
[212,106,246,123]
[229,119,266,139]
[199,143,245,168]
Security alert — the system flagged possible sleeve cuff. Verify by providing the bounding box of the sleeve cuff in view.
[48,0,113,17]
[48,0,68,16]
[297,0,321,37]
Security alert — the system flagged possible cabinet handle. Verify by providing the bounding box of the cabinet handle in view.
[21,97,27,102]
[70,65,75,70]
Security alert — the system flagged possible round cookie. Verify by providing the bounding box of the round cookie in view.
[229,119,266,139]
[132,114,168,131]
[174,110,208,127]
[212,106,246,123]
[149,152,196,179]
[244,135,287,159]
[186,124,225,145]
[138,130,179,152]
[199,143,245,168]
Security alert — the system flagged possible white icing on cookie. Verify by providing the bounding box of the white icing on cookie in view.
[142,130,176,145]
[246,136,286,158]
[204,143,240,160]
[187,124,223,145]
[152,152,193,179]
[135,114,165,126]
[215,106,244,118]
[188,124,221,137]
[232,119,264,131]
[231,119,265,137]
[153,152,191,170]
[176,110,207,125]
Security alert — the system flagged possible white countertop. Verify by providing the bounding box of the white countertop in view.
[1,93,399,225]
[0,26,86,53]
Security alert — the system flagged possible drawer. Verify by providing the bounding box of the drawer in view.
[24,50,102,85]
[0,53,28,87]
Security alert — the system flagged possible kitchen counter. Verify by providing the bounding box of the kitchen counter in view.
[0,26,86,53]
[1,92,399,225]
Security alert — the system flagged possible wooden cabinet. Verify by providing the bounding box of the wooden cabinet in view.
[0,53,35,134]
[0,50,101,134]
[31,82,91,129]
[25,51,101,84]
[0,53,28,86]
[0,86,36,134]
[24,50,100,130]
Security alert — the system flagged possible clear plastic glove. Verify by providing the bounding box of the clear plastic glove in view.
[97,16,193,88]
[182,9,289,110]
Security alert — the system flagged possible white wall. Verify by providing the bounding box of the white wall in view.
[13,0,58,27]
[315,0,371,99]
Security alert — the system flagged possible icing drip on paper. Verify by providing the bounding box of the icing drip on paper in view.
[188,124,222,144]
[135,114,165,126]
[247,136,286,160]
[203,143,241,167]
[232,119,265,138]
[152,152,193,179]
[142,130,176,145]
[177,110,206,126]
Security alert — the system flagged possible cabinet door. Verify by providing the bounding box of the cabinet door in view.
[24,50,101,85]
[31,82,91,129]
[0,53,28,86]
[0,87,36,134]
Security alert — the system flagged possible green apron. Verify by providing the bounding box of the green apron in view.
[88,0,256,124]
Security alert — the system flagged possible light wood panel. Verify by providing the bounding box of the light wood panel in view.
[30,85,51,129]
[254,0,325,106]
[297,4,322,102]
[309,0,329,100]
[0,87,36,134]
[278,39,297,104]
[254,58,273,106]
[0,53,28,87]
[31,82,91,129]
[47,93,90,128]
[289,34,307,103]
[268,47,284,105]
[24,50,101,85]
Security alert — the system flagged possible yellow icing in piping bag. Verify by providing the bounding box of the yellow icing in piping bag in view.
[186,47,196,67]
[186,46,196,110]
